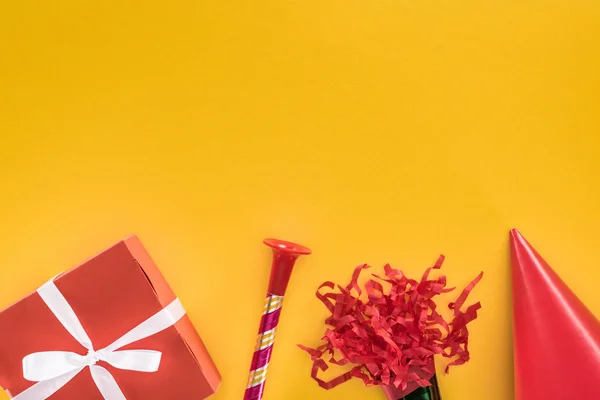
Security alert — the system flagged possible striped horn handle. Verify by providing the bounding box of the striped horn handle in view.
[243,239,311,400]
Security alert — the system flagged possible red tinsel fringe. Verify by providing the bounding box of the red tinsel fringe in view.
[299,255,483,392]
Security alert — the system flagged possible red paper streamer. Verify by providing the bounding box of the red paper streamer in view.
[299,255,483,392]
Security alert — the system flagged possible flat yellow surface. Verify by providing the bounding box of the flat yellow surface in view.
[1,1,599,399]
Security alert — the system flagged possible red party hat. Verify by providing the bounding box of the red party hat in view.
[510,229,600,399]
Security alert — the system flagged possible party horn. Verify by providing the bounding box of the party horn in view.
[243,238,311,400]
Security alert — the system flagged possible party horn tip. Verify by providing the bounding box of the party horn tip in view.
[263,238,312,255]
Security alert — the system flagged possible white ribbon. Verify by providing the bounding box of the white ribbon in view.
[12,278,186,400]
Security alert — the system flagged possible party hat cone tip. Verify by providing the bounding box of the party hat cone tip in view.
[509,229,530,253]
[509,228,522,239]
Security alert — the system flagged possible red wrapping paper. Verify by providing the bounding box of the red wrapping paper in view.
[299,256,482,398]
[0,236,221,399]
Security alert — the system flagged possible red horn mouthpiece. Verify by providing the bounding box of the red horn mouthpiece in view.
[263,238,311,296]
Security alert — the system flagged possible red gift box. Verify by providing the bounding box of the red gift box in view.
[0,235,221,399]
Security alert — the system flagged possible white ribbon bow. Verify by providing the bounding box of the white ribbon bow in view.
[12,278,186,400]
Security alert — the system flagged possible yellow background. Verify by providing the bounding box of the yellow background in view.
[1,1,599,399]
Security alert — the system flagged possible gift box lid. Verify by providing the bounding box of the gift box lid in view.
[0,235,221,399]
